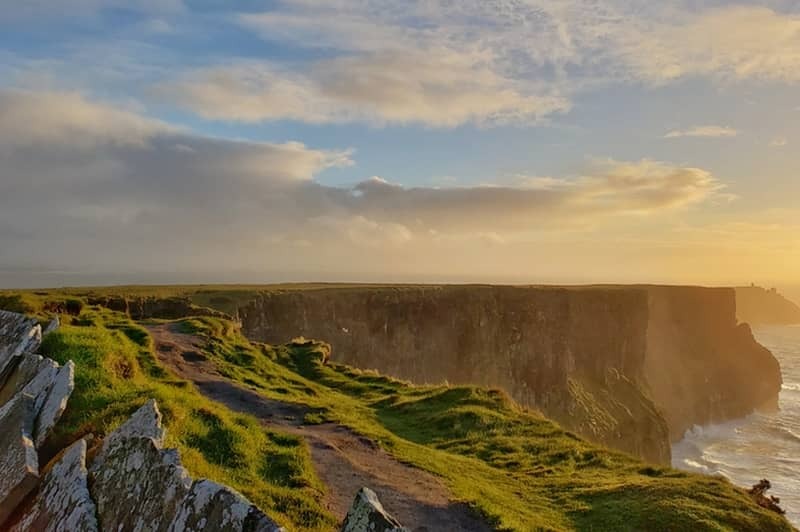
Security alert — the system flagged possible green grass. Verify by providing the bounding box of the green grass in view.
[2,291,794,531]
[38,307,336,531]
[170,316,793,532]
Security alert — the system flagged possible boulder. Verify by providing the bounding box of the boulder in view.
[170,479,284,532]
[0,393,39,526]
[90,436,192,531]
[90,399,189,531]
[748,479,786,515]
[340,487,408,532]
[93,398,165,466]
[0,310,42,386]
[89,400,283,532]
[34,360,75,448]
[11,439,98,532]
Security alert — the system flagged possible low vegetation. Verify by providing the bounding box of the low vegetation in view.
[1,289,793,531]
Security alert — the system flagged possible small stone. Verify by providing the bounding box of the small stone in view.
[170,479,285,532]
[42,317,60,336]
[0,393,39,527]
[34,360,75,448]
[11,439,98,532]
[340,487,408,532]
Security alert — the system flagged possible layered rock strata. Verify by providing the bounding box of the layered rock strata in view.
[238,285,783,462]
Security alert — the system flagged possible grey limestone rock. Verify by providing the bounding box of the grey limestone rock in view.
[90,435,193,532]
[0,353,53,407]
[0,393,40,526]
[34,360,74,448]
[0,310,42,386]
[92,398,165,470]
[11,438,98,532]
[340,487,408,532]
[89,400,283,532]
[42,316,60,336]
[170,479,285,532]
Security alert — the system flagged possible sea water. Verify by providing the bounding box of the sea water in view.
[672,325,800,526]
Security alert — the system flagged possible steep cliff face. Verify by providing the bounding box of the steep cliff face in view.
[237,285,783,463]
[644,286,782,439]
[735,286,800,325]
[238,286,670,463]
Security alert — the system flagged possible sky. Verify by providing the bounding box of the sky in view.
[0,0,798,289]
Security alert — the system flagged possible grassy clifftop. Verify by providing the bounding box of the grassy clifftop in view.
[1,288,793,531]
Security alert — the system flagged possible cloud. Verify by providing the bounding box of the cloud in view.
[156,53,570,127]
[615,6,800,84]
[236,3,800,86]
[664,125,738,139]
[0,89,729,278]
[148,2,800,127]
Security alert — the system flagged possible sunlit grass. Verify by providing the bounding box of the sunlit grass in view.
[3,291,794,531]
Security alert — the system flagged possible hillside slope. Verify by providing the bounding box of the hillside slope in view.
[0,289,793,531]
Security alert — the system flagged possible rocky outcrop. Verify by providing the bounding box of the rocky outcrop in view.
[736,286,800,325]
[11,439,98,532]
[0,393,39,525]
[172,479,285,532]
[34,361,75,448]
[0,309,42,385]
[748,479,786,516]
[0,310,74,527]
[341,487,408,532]
[89,400,285,532]
[238,285,782,462]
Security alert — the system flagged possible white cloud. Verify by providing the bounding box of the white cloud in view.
[0,89,728,275]
[157,52,569,127]
[664,125,739,139]
[149,2,800,126]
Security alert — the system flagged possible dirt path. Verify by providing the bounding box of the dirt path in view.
[146,323,491,532]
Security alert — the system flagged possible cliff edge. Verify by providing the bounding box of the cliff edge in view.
[736,286,800,325]
[236,285,782,463]
[644,286,782,440]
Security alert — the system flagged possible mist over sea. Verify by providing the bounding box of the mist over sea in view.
[673,325,800,526]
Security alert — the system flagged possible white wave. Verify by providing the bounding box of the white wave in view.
[782,382,800,392]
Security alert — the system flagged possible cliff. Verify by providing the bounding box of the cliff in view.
[735,286,800,325]
[644,286,782,439]
[237,285,782,462]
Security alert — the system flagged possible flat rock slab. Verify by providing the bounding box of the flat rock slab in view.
[341,487,409,532]
[11,439,98,532]
[0,310,42,386]
[34,360,74,448]
[0,393,39,526]
[170,479,284,532]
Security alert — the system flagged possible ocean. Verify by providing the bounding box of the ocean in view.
[673,325,800,527]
